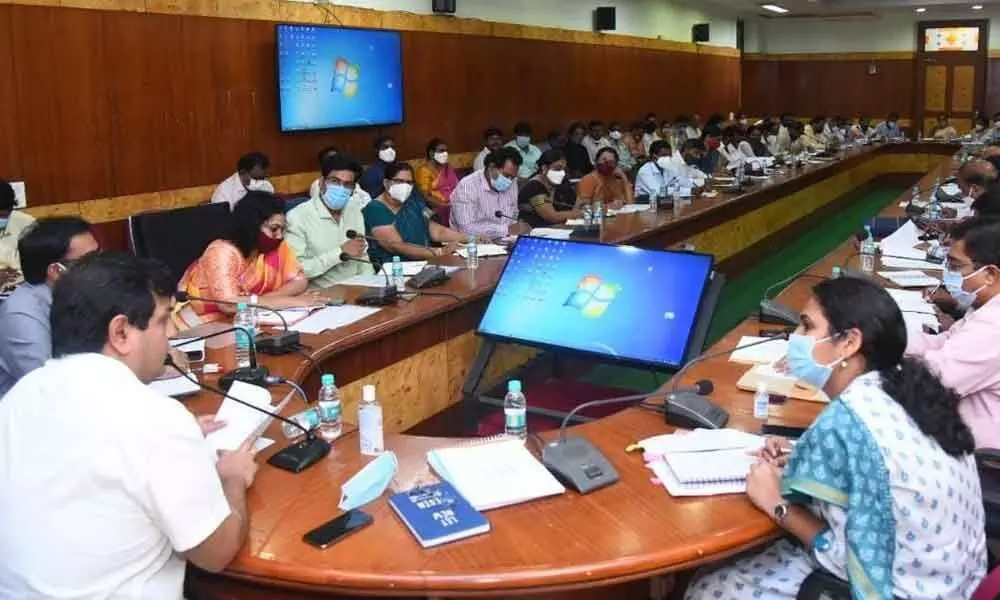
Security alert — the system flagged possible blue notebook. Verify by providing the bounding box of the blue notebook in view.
[388,482,490,548]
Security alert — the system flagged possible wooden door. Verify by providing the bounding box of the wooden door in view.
[915,20,988,137]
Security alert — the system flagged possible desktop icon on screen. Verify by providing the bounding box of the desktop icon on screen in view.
[331,57,360,97]
[564,275,620,318]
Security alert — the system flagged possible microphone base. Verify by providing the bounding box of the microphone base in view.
[541,436,619,494]
[664,392,729,430]
[840,267,874,281]
[219,366,270,392]
[267,436,332,473]
[407,266,450,289]
[759,299,801,326]
[255,331,301,356]
[357,286,400,306]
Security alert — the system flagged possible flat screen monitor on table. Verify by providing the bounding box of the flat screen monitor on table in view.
[276,24,403,132]
[477,237,716,369]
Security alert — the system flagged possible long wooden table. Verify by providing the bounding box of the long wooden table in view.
[184,143,957,599]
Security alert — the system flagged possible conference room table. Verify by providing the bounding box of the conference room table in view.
[184,142,958,599]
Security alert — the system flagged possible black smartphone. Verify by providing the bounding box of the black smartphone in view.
[760,423,807,439]
[302,509,373,549]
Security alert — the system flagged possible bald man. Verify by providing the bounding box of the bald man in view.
[958,159,998,203]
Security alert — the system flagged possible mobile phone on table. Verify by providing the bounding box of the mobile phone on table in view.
[302,509,373,549]
[760,423,807,439]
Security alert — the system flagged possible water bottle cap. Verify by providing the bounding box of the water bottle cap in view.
[392,256,401,263]
[362,384,376,401]
[237,302,248,310]
[508,380,522,393]
[321,373,334,386]
[832,266,842,276]
[864,224,872,231]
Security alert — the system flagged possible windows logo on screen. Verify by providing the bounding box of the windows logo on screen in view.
[331,57,360,97]
[563,275,620,318]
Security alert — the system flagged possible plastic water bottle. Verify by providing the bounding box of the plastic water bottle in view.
[927,199,942,221]
[391,256,405,292]
[753,383,770,421]
[233,302,255,369]
[832,266,843,278]
[504,380,527,440]
[317,373,342,442]
[582,204,594,227]
[358,384,384,456]
[465,234,479,270]
[282,407,322,439]
[860,225,876,274]
[911,185,921,205]
[594,201,605,227]
[650,186,661,212]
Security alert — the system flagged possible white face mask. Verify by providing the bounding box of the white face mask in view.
[609,130,622,141]
[433,151,449,165]
[388,182,413,203]
[378,147,397,163]
[545,169,566,185]
[246,178,270,192]
[655,156,672,170]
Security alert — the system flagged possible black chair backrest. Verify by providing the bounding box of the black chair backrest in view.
[128,203,233,287]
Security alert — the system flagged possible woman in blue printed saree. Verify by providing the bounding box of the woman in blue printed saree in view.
[686,277,987,599]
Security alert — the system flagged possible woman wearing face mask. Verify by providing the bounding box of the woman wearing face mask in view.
[687,276,985,600]
[176,191,315,328]
[415,138,459,223]
[517,149,582,228]
[906,216,1000,449]
[577,147,633,210]
[364,162,470,262]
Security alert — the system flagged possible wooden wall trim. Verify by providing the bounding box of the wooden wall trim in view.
[4,0,741,57]
[744,51,914,62]
[23,150,480,223]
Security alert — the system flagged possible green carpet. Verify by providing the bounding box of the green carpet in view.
[580,185,907,392]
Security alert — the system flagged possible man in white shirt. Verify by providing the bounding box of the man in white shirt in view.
[210,152,275,209]
[634,140,675,199]
[670,139,708,190]
[308,145,371,209]
[582,120,612,165]
[0,179,35,288]
[473,126,505,172]
[0,252,258,598]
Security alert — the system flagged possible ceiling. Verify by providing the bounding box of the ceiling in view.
[698,0,1000,17]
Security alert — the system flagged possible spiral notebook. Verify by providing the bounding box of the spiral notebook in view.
[648,449,756,497]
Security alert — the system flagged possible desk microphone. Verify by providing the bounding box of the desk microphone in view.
[345,229,380,245]
[493,210,520,222]
[346,230,450,289]
[167,359,331,473]
[174,292,300,356]
[542,337,786,494]
[339,253,399,306]
[169,324,269,391]
[759,259,828,326]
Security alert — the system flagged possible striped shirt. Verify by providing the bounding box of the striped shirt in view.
[450,169,518,240]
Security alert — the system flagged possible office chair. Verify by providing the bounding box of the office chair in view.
[128,203,233,286]
[796,448,1000,600]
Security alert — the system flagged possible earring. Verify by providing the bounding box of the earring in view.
[840,361,848,368]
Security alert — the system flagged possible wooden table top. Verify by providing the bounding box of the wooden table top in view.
[185,144,957,597]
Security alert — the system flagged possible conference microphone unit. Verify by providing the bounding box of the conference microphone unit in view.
[340,253,399,306]
[346,229,450,290]
[167,359,331,473]
[493,210,519,222]
[174,291,300,356]
[168,323,269,390]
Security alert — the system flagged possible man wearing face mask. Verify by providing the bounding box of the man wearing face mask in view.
[504,122,542,180]
[359,136,398,199]
[871,112,903,141]
[670,139,708,190]
[634,140,675,201]
[210,152,274,210]
[957,159,997,207]
[286,154,373,289]
[451,147,530,240]
[606,122,635,173]
[0,180,33,289]
[906,217,1000,449]
[0,217,98,397]
[308,146,372,210]
[582,120,612,165]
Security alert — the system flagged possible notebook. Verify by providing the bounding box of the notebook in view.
[728,336,788,365]
[426,438,565,511]
[388,481,490,548]
[663,448,756,485]
[647,458,747,497]
[642,429,762,497]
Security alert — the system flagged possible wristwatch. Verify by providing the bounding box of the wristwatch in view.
[772,502,790,524]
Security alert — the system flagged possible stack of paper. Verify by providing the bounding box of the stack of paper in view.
[256,307,320,326]
[457,244,507,259]
[529,228,574,240]
[642,429,765,497]
[149,372,200,398]
[728,335,788,364]
[290,305,381,334]
[885,289,940,338]
[877,270,940,288]
[205,382,293,451]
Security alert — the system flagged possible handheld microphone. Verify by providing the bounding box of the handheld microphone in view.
[340,252,399,306]
[174,291,300,356]
[347,229,450,289]
[345,229,380,245]
[167,359,331,473]
[493,209,520,222]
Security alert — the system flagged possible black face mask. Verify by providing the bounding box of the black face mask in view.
[684,154,701,166]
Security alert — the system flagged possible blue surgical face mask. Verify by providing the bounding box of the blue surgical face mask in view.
[491,173,513,192]
[322,185,351,211]
[0,218,8,230]
[515,135,531,148]
[786,333,841,390]
[338,451,398,511]
[943,266,986,310]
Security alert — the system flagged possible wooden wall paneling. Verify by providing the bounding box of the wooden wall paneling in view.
[10,6,114,207]
[986,58,1000,115]
[0,7,22,184]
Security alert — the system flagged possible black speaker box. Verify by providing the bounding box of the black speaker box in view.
[432,0,456,15]
[692,23,710,43]
[594,6,616,31]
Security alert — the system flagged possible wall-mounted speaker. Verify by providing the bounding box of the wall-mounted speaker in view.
[692,23,710,43]
[432,0,456,15]
[594,6,616,32]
